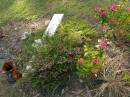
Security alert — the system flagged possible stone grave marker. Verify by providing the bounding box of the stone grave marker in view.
[44,14,64,37]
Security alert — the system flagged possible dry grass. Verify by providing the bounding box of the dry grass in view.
[93,43,130,97]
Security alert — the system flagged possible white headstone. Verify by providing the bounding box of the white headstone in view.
[44,14,64,37]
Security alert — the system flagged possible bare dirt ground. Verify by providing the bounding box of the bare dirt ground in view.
[0,17,50,97]
[0,17,49,58]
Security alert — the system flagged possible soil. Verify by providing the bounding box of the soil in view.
[0,17,50,97]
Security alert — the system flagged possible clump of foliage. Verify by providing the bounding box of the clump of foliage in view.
[16,19,97,96]
[76,43,104,77]
[92,0,130,97]
[123,72,130,82]
[95,0,130,40]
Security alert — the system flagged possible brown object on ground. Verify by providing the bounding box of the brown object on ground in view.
[93,42,130,97]
[2,60,13,71]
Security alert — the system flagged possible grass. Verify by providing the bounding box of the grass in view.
[0,0,111,25]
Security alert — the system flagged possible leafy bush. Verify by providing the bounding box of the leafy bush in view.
[76,43,104,77]
[92,1,130,97]
[95,0,130,40]
[16,19,97,95]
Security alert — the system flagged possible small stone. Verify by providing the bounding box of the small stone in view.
[61,89,65,95]
[79,79,83,83]
[34,39,42,45]
[21,32,31,40]
[26,65,32,70]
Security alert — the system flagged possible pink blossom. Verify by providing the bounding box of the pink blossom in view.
[77,58,84,64]
[99,41,106,49]
[104,38,108,42]
[100,11,107,16]
[126,7,130,11]
[112,4,118,11]
[95,8,102,11]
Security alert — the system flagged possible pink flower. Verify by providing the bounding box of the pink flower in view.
[95,8,102,11]
[126,7,130,11]
[104,38,108,42]
[100,11,107,16]
[77,58,84,64]
[99,41,106,49]
[112,4,118,11]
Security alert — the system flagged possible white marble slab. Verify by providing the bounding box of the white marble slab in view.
[44,14,64,37]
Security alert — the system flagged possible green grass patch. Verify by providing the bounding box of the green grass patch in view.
[0,0,111,25]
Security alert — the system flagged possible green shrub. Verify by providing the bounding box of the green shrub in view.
[16,19,97,95]
[76,44,104,77]
[95,1,130,40]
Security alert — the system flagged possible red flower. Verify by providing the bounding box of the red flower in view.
[91,68,98,74]
[92,59,99,64]
[95,8,102,11]
[77,58,84,64]
[112,4,118,11]
[99,11,107,16]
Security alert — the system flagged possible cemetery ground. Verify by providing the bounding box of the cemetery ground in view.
[0,0,130,97]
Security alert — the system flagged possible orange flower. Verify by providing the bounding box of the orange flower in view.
[77,58,84,64]
[91,68,98,74]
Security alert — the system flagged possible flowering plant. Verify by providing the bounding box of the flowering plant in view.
[76,44,104,77]
[95,0,130,39]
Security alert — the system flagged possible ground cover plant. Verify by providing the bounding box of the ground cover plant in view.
[95,0,130,40]
[16,19,98,96]
[76,42,105,77]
